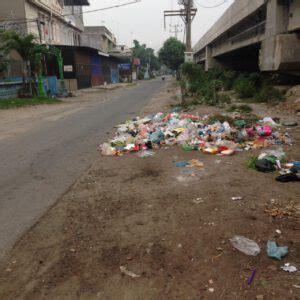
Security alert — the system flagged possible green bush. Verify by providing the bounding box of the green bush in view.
[180,65,284,105]
[233,74,257,98]
[254,85,284,103]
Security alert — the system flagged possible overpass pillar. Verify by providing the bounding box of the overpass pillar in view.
[260,0,299,71]
[205,45,223,71]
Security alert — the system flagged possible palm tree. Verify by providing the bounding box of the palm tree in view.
[0,30,38,95]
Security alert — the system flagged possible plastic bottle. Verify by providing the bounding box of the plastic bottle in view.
[230,235,261,256]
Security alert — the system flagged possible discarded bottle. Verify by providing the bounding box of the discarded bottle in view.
[230,235,261,256]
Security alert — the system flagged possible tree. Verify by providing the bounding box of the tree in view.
[132,39,160,72]
[0,30,49,95]
[158,37,185,71]
[0,31,36,86]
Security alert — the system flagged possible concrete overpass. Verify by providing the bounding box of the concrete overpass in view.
[193,0,300,73]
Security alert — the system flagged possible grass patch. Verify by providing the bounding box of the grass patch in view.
[247,156,258,170]
[0,97,61,109]
[227,104,253,113]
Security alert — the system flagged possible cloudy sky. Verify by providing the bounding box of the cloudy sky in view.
[83,0,234,51]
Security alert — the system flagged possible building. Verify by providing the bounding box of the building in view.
[82,26,117,54]
[46,45,120,90]
[109,44,132,58]
[0,0,89,46]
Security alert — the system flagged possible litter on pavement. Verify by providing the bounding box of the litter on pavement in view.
[281,263,297,273]
[120,266,140,278]
[254,148,300,182]
[100,113,292,157]
[229,235,261,256]
[267,240,289,260]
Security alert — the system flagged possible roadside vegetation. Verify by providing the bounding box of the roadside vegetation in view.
[180,62,286,106]
[0,96,61,109]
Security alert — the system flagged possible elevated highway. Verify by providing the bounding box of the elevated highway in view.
[194,0,300,73]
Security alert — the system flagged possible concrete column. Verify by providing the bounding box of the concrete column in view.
[260,0,290,71]
[205,45,223,71]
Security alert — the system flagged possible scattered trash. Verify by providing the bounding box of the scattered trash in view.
[188,159,204,168]
[275,229,282,235]
[247,269,257,285]
[120,266,140,278]
[230,235,261,256]
[101,143,117,156]
[193,197,204,204]
[265,201,299,219]
[175,161,189,168]
[263,117,278,126]
[267,240,288,260]
[281,263,297,273]
[221,149,235,156]
[100,112,292,157]
[231,196,243,201]
[276,173,300,182]
[255,159,276,173]
[208,287,214,293]
[137,150,155,158]
[253,147,300,183]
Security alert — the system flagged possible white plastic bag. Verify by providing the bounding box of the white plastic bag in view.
[230,235,261,256]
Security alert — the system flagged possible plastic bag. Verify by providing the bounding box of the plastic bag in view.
[259,148,286,161]
[137,150,155,158]
[267,241,288,260]
[262,117,277,126]
[230,235,261,256]
[101,143,116,156]
[150,130,164,144]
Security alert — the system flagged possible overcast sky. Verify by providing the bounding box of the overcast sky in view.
[83,0,234,51]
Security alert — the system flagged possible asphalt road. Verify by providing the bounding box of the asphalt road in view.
[0,79,167,259]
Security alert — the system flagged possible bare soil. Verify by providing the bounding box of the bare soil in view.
[0,82,299,299]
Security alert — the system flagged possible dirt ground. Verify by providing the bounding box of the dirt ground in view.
[0,82,299,299]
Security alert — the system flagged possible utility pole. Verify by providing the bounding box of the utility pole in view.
[164,0,197,52]
[169,24,183,39]
[185,0,192,52]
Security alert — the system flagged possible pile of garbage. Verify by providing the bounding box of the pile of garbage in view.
[255,149,300,182]
[100,112,292,157]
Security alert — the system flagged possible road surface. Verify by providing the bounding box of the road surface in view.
[0,79,167,259]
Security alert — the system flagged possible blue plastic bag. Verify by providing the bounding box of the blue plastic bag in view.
[267,240,288,260]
